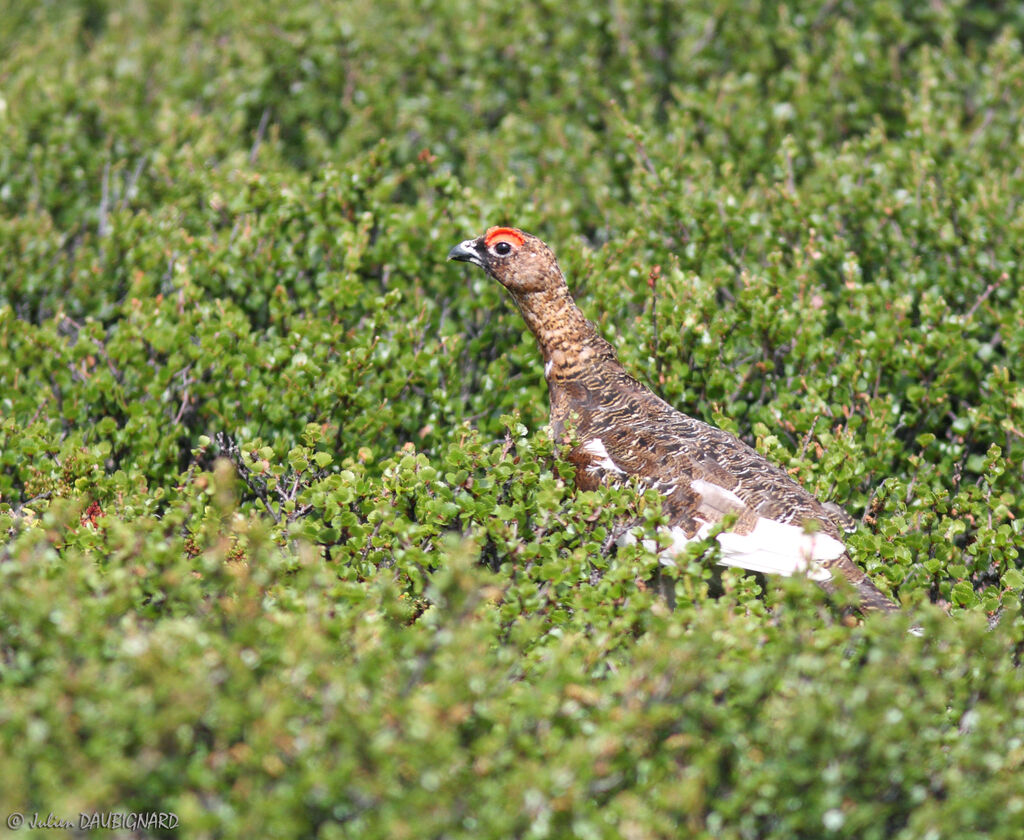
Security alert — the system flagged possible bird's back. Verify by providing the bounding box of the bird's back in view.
[555,352,898,612]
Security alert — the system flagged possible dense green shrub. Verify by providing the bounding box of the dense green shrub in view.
[2,1,1023,837]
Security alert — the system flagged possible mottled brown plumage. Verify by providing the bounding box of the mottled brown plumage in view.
[448,226,899,614]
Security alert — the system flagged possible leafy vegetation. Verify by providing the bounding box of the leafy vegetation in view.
[2,1,1023,837]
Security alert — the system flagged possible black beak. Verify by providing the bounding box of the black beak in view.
[447,238,483,266]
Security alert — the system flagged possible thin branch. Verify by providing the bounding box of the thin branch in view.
[963,274,1005,322]
[98,159,111,238]
[120,154,148,209]
[249,108,271,165]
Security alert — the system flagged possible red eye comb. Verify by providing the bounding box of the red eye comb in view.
[484,227,525,248]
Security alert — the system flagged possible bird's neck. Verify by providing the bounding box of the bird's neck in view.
[509,285,620,378]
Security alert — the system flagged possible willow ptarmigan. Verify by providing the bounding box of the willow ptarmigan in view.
[448,226,899,614]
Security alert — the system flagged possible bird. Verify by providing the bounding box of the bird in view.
[448,226,900,614]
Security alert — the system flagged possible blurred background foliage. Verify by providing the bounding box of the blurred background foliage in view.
[1,1,1023,837]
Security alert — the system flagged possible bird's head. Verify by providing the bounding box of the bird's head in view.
[447,227,563,295]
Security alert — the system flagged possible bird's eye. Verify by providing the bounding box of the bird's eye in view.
[493,241,512,256]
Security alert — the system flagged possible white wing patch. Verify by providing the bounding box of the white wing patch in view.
[582,438,625,475]
[690,479,745,515]
[603,456,844,582]
[711,519,840,581]
[618,519,840,581]
[688,478,841,580]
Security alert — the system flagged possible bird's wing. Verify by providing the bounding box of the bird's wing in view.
[572,411,846,581]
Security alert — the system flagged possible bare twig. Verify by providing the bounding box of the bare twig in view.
[12,491,53,517]
[249,108,271,165]
[61,315,124,385]
[963,274,1005,322]
[648,265,662,384]
[98,159,111,238]
[215,433,281,524]
[688,16,718,58]
[120,154,148,209]
[798,415,821,462]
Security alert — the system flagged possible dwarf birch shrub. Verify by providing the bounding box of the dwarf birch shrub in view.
[2,1,1024,837]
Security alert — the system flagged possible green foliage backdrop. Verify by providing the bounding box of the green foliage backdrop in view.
[1,1,1023,837]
